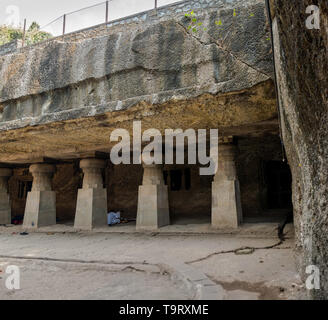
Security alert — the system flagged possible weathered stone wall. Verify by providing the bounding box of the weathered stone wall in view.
[0,40,22,56]
[0,0,278,164]
[52,163,81,221]
[0,0,270,55]
[272,0,328,299]
[106,163,142,218]
[0,0,273,132]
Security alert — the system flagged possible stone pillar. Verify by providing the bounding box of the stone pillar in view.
[74,159,107,230]
[137,164,170,231]
[23,164,56,228]
[212,144,243,229]
[0,168,12,225]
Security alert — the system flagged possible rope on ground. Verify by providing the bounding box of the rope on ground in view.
[187,213,294,264]
[186,240,285,264]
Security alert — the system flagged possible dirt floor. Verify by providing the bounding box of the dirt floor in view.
[0,223,307,300]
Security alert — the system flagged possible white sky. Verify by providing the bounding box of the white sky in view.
[0,0,179,35]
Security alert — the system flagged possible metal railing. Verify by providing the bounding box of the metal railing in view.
[21,0,178,43]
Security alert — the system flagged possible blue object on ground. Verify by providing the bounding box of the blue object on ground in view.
[107,212,121,225]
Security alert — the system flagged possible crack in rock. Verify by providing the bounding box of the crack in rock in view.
[175,21,271,79]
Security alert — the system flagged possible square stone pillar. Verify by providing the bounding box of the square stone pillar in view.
[0,168,12,225]
[23,164,56,228]
[137,164,170,231]
[212,144,243,229]
[74,159,107,230]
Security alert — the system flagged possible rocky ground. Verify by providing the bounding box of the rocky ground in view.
[0,224,307,300]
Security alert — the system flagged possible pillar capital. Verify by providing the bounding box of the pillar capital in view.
[215,143,238,182]
[218,144,237,161]
[142,163,163,169]
[142,164,165,186]
[29,164,55,192]
[80,158,105,189]
[29,164,56,174]
[80,158,106,170]
[23,163,56,228]
[74,158,108,230]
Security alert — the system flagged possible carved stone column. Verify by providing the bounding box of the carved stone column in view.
[137,163,170,231]
[211,144,243,229]
[0,168,12,225]
[74,159,107,230]
[23,164,56,228]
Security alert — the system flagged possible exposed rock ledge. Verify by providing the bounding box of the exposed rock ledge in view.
[0,0,276,162]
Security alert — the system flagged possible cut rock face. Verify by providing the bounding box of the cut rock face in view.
[0,0,276,163]
[272,1,328,299]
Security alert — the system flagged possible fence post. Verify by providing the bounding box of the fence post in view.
[62,14,66,35]
[22,18,27,47]
[106,1,109,23]
[155,0,158,10]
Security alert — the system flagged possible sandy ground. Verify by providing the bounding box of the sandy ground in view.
[0,259,190,300]
[0,224,307,300]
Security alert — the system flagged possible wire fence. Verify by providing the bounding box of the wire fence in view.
[26,0,178,41]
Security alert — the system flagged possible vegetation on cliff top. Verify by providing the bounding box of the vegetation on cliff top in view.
[0,22,52,46]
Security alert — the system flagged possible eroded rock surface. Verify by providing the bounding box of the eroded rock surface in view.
[0,0,276,162]
[272,0,328,299]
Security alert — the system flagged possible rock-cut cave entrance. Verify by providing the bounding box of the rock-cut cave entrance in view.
[262,160,293,222]
[265,160,292,210]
